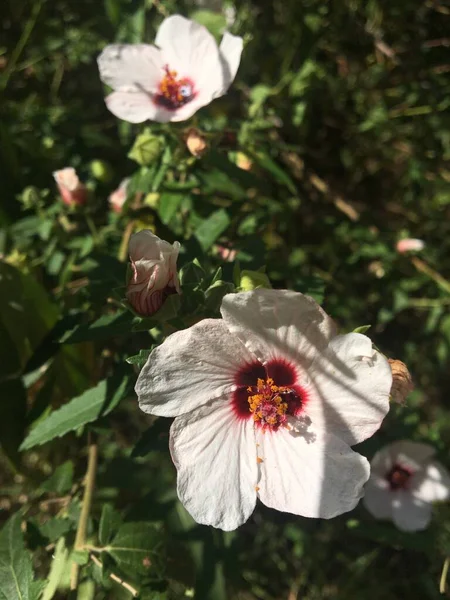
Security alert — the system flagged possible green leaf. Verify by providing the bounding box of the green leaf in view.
[40,461,74,494]
[191,10,226,38]
[157,192,185,226]
[61,311,137,344]
[106,522,165,576]
[353,325,372,334]
[126,348,152,369]
[0,512,41,600]
[42,537,68,600]
[195,209,230,251]
[99,504,122,547]
[20,370,132,450]
[131,418,171,458]
[204,281,235,313]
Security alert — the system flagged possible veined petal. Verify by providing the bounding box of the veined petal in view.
[256,426,369,519]
[220,289,337,367]
[412,461,450,503]
[306,333,392,444]
[156,15,225,98]
[136,319,255,417]
[392,494,432,532]
[218,32,243,96]
[105,91,172,124]
[98,44,163,92]
[170,400,258,530]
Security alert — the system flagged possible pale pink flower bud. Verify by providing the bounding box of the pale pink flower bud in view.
[127,230,180,317]
[53,168,87,207]
[109,178,130,213]
[396,238,425,253]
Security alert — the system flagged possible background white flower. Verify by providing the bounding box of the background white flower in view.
[97,15,243,123]
[127,230,180,317]
[363,440,450,531]
[136,289,392,530]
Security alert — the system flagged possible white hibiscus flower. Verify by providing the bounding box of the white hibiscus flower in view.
[136,289,392,531]
[364,440,450,531]
[97,15,243,123]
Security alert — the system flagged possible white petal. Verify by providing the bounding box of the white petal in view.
[156,15,225,97]
[170,400,258,530]
[218,32,243,96]
[386,440,435,472]
[220,290,337,367]
[256,427,370,519]
[363,477,393,519]
[306,333,391,445]
[392,493,432,532]
[411,461,450,503]
[105,91,172,123]
[136,319,255,417]
[98,44,163,92]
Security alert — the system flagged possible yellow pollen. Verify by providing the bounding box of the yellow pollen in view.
[247,377,290,430]
[257,457,263,463]
[255,486,260,492]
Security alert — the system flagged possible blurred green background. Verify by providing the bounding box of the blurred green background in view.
[1,0,450,598]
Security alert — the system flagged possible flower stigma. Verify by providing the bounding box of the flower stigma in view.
[386,464,412,490]
[155,65,195,110]
[247,377,292,431]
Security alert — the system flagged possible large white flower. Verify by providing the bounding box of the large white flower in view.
[136,289,392,530]
[363,440,450,531]
[97,15,243,123]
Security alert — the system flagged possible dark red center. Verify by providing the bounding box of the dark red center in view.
[386,464,412,491]
[231,359,306,430]
[154,65,196,111]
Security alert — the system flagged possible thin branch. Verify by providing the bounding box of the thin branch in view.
[90,554,139,597]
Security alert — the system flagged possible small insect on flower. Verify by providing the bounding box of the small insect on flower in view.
[364,440,450,531]
[97,15,243,123]
[135,289,393,531]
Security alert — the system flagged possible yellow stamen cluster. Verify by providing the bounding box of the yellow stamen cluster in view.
[160,69,184,103]
[247,377,289,428]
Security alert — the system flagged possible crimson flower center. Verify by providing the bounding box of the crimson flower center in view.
[154,65,195,110]
[386,464,412,490]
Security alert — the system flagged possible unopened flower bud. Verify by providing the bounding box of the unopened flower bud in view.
[128,130,162,166]
[236,152,253,171]
[240,270,271,291]
[127,230,180,317]
[109,178,130,213]
[186,128,207,157]
[53,168,87,207]
[90,159,114,183]
[396,238,425,253]
[388,359,413,404]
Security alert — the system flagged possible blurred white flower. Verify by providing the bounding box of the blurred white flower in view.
[53,168,87,207]
[98,15,243,123]
[127,230,180,317]
[396,238,425,253]
[364,440,450,531]
[136,289,392,531]
[109,178,130,213]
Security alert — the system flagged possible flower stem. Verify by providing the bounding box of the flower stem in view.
[440,556,450,593]
[70,432,98,591]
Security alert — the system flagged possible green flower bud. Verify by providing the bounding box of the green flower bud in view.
[239,270,271,291]
[90,159,114,183]
[128,130,162,166]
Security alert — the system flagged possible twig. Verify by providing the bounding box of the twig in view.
[440,556,450,593]
[70,433,98,591]
[90,554,139,597]
[410,257,450,295]
[118,220,135,262]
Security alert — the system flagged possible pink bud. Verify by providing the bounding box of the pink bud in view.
[109,178,130,213]
[396,238,425,253]
[127,230,180,317]
[53,168,87,206]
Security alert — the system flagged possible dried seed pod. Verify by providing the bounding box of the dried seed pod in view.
[388,359,413,404]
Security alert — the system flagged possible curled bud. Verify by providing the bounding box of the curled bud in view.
[388,359,413,404]
[185,128,208,158]
[240,270,271,291]
[127,230,180,317]
[396,238,425,253]
[109,178,130,213]
[53,168,87,207]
